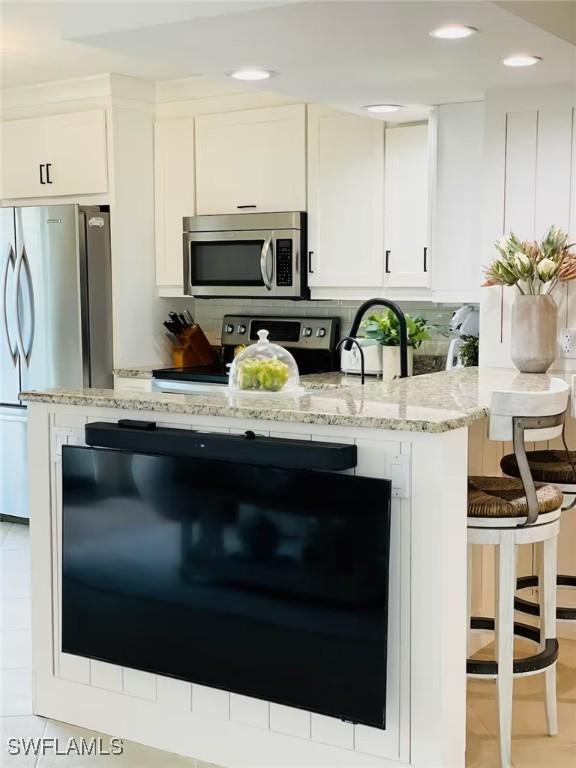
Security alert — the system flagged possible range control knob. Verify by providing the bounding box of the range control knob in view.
[237,324,247,334]
[302,327,312,337]
[316,328,327,337]
[225,324,234,334]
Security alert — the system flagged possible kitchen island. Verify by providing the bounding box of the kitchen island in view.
[22,368,568,768]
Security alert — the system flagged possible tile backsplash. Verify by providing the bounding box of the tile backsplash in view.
[165,298,466,355]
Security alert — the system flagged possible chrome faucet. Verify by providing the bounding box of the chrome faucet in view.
[345,298,409,379]
[336,336,366,385]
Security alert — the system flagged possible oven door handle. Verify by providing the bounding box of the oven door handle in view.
[260,236,273,291]
[183,234,192,295]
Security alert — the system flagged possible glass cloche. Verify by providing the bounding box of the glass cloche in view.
[228,329,300,393]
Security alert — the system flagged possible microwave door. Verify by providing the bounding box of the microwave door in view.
[184,230,273,298]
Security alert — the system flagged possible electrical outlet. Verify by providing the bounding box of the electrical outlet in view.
[560,328,576,358]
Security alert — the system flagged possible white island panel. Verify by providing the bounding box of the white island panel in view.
[26,385,475,767]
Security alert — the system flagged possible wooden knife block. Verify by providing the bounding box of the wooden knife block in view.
[171,325,216,368]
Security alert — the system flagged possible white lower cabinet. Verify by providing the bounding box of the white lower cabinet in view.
[154,118,196,295]
[307,106,384,289]
[0,408,28,519]
[383,123,430,288]
[1,109,108,199]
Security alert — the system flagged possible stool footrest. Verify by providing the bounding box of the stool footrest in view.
[467,616,558,676]
[515,574,576,621]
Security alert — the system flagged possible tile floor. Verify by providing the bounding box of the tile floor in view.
[1,520,575,767]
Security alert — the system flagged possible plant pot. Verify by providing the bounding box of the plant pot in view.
[511,294,558,373]
[381,346,414,380]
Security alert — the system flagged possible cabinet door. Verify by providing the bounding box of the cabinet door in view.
[154,119,196,294]
[307,106,383,288]
[43,110,108,196]
[195,105,306,215]
[383,124,430,288]
[1,117,47,199]
[1,110,108,199]
[431,103,484,301]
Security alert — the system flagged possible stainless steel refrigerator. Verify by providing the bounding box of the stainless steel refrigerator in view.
[1,205,113,520]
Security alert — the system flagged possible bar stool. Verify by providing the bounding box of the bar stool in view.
[467,380,569,768]
[501,446,576,623]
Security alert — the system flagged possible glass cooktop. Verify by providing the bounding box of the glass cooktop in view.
[152,364,229,386]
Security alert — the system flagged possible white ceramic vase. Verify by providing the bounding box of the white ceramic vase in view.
[511,294,558,373]
[381,346,414,380]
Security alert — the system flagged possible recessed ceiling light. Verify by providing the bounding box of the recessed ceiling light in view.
[429,25,477,39]
[502,54,542,68]
[227,68,275,81]
[363,104,404,114]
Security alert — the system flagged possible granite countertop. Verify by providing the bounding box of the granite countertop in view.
[114,365,158,379]
[113,354,447,381]
[21,368,573,434]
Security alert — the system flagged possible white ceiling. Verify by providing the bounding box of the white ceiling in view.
[496,1,576,46]
[0,1,288,88]
[1,1,575,122]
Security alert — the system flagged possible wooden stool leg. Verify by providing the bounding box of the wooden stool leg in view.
[497,534,515,768]
[541,537,558,736]
[467,543,473,657]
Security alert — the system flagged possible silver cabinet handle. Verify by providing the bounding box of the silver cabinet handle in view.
[260,236,273,291]
[14,245,35,366]
[2,244,18,366]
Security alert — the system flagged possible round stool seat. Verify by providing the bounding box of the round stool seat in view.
[468,476,563,519]
[501,449,576,485]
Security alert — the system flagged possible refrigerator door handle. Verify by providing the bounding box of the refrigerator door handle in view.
[2,244,18,366]
[14,245,35,367]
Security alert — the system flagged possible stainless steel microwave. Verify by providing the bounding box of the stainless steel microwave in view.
[183,212,308,299]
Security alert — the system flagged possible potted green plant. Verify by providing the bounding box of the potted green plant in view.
[361,310,431,379]
[458,335,479,368]
[483,226,576,372]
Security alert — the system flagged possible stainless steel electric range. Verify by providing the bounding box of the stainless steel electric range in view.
[153,314,340,394]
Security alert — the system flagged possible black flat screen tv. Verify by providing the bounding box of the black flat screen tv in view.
[62,445,391,728]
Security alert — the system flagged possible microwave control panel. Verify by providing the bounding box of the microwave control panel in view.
[276,239,293,286]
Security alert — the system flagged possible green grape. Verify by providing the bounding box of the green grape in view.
[237,359,261,390]
[237,357,290,391]
[257,358,290,391]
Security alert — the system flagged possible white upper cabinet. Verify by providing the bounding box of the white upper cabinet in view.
[154,118,196,295]
[479,85,575,368]
[431,102,484,302]
[1,117,45,200]
[195,104,306,215]
[307,106,384,289]
[1,109,108,199]
[383,123,430,288]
